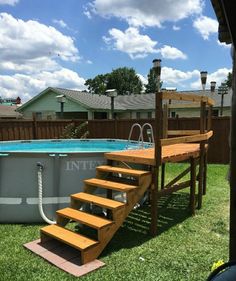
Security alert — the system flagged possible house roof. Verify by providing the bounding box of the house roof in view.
[211,0,236,46]
[17,87,126,112]
[0,104,22,118]
[18,87,232,113]
[54,88,126,110]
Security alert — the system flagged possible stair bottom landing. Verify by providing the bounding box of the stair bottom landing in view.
[24,239,105,277]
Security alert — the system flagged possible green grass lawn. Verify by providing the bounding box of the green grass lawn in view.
[0,164,230,281]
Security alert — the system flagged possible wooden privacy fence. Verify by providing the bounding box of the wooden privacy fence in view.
[0,117,230,164]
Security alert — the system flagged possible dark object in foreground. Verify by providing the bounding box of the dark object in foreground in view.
[207,261,236,280]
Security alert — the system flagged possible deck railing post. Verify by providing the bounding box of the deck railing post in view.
[198,101,206,208]
[151,90,163,236]
[32,113,38,140]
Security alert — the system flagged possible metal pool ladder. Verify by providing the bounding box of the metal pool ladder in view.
[127,123,154,148]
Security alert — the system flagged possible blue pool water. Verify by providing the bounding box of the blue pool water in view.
[0,139,149,153]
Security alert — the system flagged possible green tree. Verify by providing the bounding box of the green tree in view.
[61,121,89,139]
[107,67,143,95]
[225,72,232,88]
[85,74,109,95]
[145,68,163,93]
[85,67,143,95]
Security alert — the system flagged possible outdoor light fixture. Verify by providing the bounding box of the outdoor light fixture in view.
[56,94,66,119]
[152,58,162,92]
[105,89,117,119]
[210,81,216,93]
[218,82,228,116]
[200,71,208,91]
[152,59,162,76]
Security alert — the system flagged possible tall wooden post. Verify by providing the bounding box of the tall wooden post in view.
[150,59,162,236]
[230,49,236,260]
[151,91,162,236]
[198,101,206,209]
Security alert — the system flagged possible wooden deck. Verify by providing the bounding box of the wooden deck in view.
[105,143,201,166]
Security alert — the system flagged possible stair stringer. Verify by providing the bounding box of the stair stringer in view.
[82,173,152,264]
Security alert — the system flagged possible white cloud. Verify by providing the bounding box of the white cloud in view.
[0,57,59,73]
[53,19,68,28]
[0,69,87,102]
[137,73,148,86]
[155,67,232,90]
[0,0,19,5]
[88,0,203,27]
[84,10,92,19]
[190,68,232,89]
[159,45,187,60]
[0,13,86,101]
[162,67,199,87]
[103,27,187,60]
[137,73,148,91]
[103,27,158,59]
[173,25,180,31]
[217,40,231,48]
[193,16,218,40]
[0,13,80,73]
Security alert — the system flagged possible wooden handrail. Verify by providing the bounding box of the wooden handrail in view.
[160,130,213,146]
[168,130,201,136]
[161,91,215,106]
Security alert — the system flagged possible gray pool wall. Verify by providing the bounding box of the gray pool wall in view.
[0,152,106,223]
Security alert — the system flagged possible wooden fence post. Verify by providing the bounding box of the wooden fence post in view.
[32,113,37,140]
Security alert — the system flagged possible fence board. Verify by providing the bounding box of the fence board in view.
[0,117,230,164]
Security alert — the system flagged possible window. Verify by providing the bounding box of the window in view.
[206,109,219,117]
[136,112,141,119]
[212,109,219,117]
[94,112,108,119]
[171,111,176,118]
[35,112,42,120]
[147,112,152,119]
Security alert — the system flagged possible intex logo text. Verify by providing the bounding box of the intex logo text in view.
[65,160,106,171]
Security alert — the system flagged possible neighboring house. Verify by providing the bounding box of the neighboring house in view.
[17,87,125,120]
[0,104,22,119]
[16,87,232,120]
[0,96,21,105]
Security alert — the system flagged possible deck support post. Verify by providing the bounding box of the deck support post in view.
[190,157,197,215]
[198,101,206,209]
[151,86,163,236]
[150,166,158,236]
[161,163,165,189]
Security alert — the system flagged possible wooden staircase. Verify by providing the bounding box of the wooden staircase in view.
[40,164,152,264]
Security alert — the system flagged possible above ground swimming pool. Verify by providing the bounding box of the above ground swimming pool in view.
[0,139,149,223]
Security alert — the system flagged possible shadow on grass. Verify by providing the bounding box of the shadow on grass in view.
[22,192,192,259]
[101,192,191,257]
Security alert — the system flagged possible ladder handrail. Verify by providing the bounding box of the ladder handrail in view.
[127,122,154,148]
[128,123,143,144]
[141,123,154,144]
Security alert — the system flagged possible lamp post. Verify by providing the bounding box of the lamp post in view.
[56,95,66,119]
[210,81,216,93]
[200,71,208,91]
[218,82,228,116]
[152,59,162,92]
[106,89,117,119]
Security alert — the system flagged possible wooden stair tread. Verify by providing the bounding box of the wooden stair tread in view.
[97,165,151,177]
[71,192,125,210]
[57,207,113,229]
[84,178,138,192]
[41,225,98,250]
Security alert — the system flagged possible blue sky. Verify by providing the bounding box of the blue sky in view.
[0,0,232,102]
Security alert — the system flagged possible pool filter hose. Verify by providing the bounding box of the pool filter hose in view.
[37,162,56,225]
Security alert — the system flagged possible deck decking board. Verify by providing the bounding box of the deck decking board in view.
[105,143,201,165]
